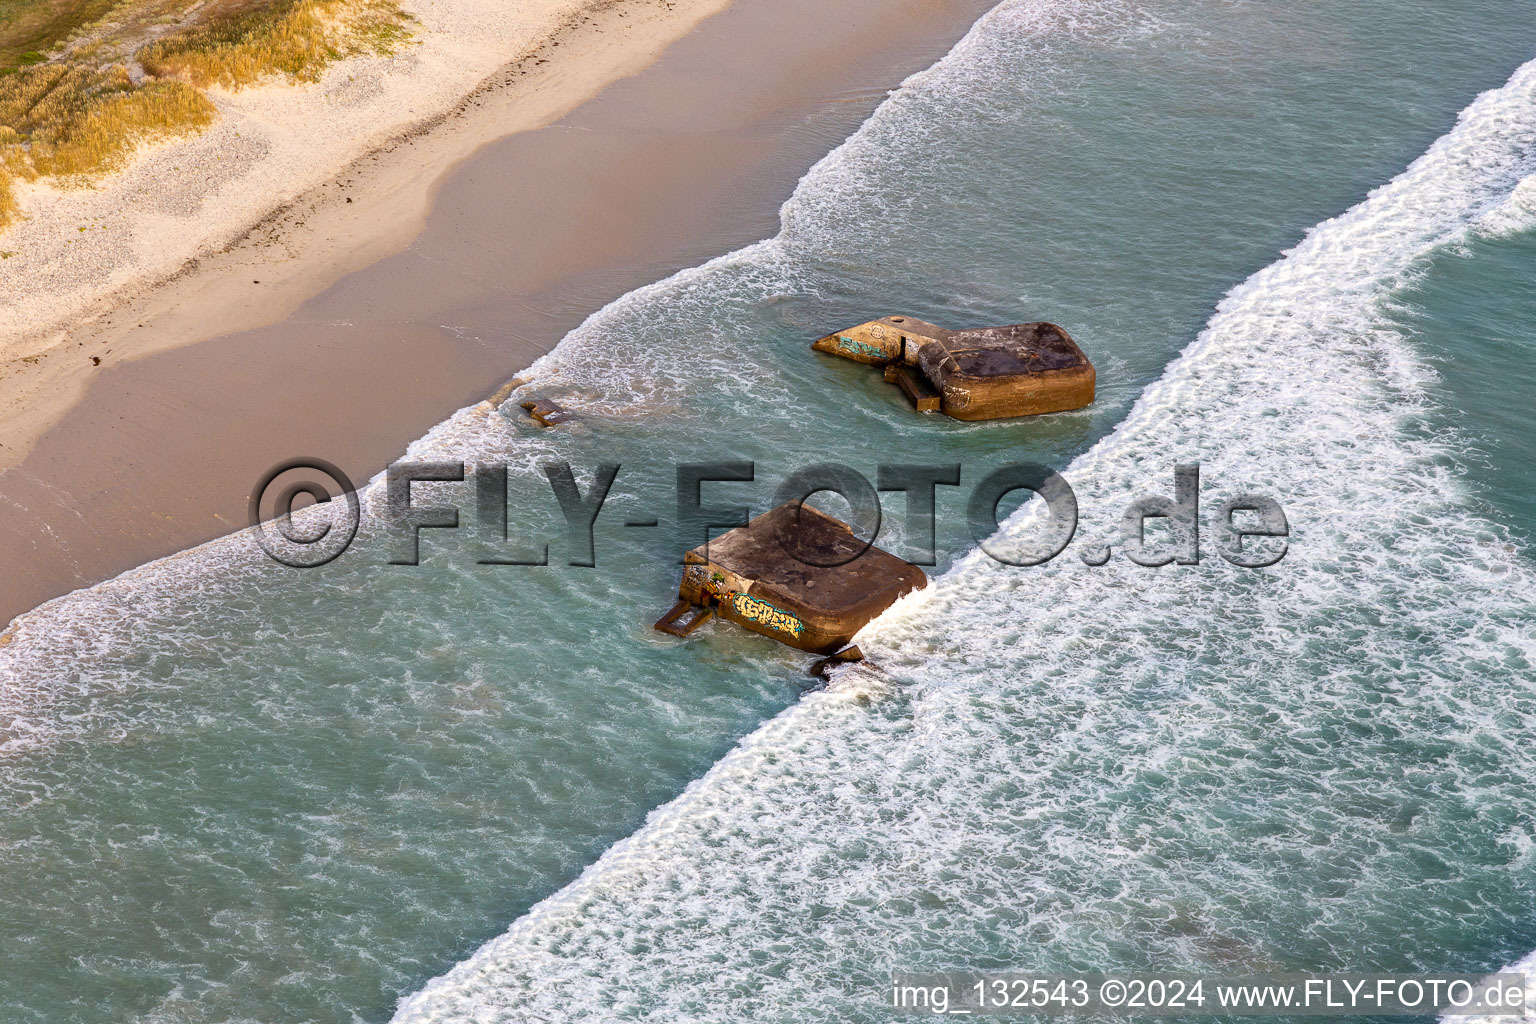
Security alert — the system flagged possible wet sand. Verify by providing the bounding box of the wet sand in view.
[0,0,996,626]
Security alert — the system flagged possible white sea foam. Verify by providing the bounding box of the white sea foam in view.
[390,47,1536,1024]
[1441,946,1536,1023]
[1473,172,1536,237]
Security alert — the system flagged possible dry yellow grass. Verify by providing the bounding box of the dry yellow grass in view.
[29,78,216,177]
[140,0,411,88]
[0,0,410,229]
[0,64,215,226]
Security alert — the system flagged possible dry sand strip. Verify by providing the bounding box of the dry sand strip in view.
[0,0,732,467]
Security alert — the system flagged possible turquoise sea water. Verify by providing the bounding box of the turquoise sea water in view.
[5,1,1536,1021]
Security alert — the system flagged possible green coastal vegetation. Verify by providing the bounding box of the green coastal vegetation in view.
[0,0,411,228]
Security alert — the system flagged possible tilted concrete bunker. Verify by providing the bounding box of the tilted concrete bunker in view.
[654,502,927,655]
[813,315,1095,420]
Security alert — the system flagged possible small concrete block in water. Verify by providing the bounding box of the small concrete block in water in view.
[809,644,865,679]
[520,398,570,427]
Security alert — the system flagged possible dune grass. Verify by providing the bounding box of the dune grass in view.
[0,0,411,229]
[141,0,411,88]
[0,63,217,227]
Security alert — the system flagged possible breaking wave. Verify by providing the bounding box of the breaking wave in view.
[391,51,1536,1024]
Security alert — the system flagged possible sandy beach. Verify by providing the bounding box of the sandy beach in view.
[0,0,995,625]
[0,0,733,461]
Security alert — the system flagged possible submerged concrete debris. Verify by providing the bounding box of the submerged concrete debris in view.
[809,644,865,680]
[813,315,1095,420]
[520,398,570,427]
[654,501,926,655]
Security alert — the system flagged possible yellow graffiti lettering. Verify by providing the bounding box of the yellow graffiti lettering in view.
[732,593,804,637]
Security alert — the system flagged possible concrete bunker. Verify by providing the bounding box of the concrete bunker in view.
[653,501,927,654]
[812,315,1095,420]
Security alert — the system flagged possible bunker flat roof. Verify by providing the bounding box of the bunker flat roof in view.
[691,503,924,619]
[931,322,1087,379]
